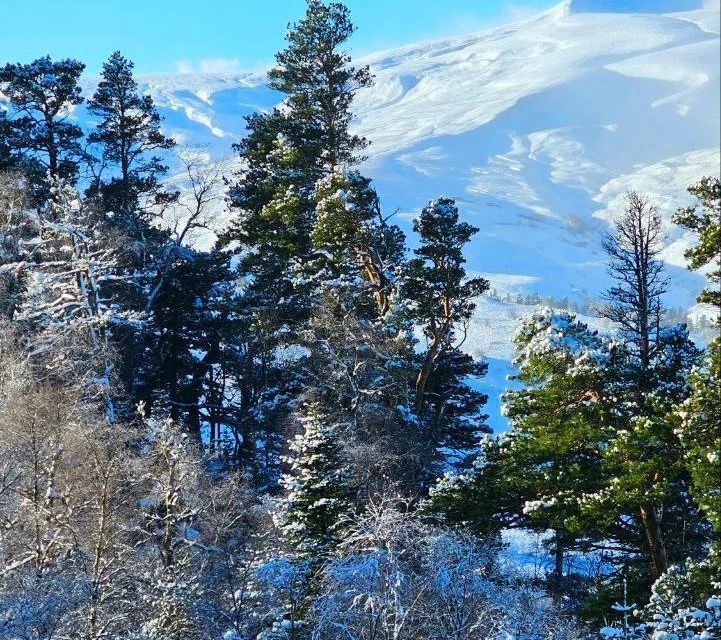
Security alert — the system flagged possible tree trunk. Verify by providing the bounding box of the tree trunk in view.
[356,244,389,316]
[640,503,668,580]
[414,342,438,415]
[549,529,565,603]
[414,316,451,414]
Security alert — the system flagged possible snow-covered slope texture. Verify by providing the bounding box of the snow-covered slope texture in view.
[75,0,720,363]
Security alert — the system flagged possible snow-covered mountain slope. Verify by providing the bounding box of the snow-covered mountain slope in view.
[78,0,718,360]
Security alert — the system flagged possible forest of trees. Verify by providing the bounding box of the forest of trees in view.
[0,1,719,638]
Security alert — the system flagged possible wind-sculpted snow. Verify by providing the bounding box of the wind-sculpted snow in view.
[352,1,716,153]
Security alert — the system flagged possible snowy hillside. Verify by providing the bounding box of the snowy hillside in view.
[78,0,719,364]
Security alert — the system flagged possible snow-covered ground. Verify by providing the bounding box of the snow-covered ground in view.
[75,0,720,427]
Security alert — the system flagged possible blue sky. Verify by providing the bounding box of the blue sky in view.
[2,0,559,75]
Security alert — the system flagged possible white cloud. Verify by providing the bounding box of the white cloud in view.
[175,57,245,74]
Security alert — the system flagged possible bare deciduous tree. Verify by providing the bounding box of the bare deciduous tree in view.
[600,191,669,373]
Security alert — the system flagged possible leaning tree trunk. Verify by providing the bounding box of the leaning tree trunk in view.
[640,503,669,580]
[355,239,390,317]
[414,304,452,414]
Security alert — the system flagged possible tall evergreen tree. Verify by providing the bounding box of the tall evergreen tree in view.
[0,57,85,198]
[223,0,374,318]
[83,52,183,421]
[220,1,383,479]
[87,51,176,229]
[676,341,721,578]
[402,198,490,476]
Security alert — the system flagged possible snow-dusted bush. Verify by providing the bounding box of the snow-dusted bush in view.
[600,564,721,639]
[312,496,587,639]
[252,556,311,639]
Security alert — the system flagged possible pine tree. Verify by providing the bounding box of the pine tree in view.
[0,57,85,196]
[278,402,351,557]
[672,176,721,581]
[220,0,382,480]
[502,310,610,596]
[84,52,186,422]
[430,310,611,599]
[0,114,43,183]
[589,191,704,583]
[675,344,721,579]
[0,115,14,171]
[224,0,373,319]
[402,198,490,477]
[672,177,721,312]
[222,0,376,317]
[428,434,518,537]
[87,51,176,229]
[600,567,721,639]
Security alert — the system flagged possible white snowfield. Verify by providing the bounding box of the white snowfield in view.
[76,0,720,367]
[354,0,716,155]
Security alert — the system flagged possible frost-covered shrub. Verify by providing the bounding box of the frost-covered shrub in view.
[312,497,426,640]
[311,496,587,639]
[251,556,311,640]
[599,564,721,639]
